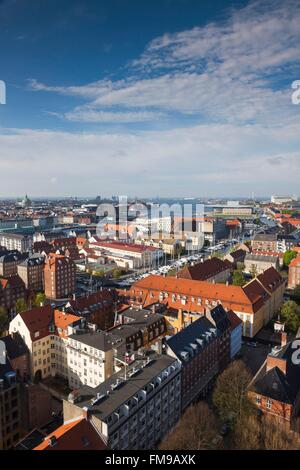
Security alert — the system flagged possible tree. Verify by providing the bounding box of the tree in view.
[234,414,261,450]
[233,414,300,450]
[280,300,300,333]
[232,270,247,287]
[112,268,123,279]
[33,292,46,307]
[0,306,8,336]
[212,361,253,429]
[15,298,28,314]
[293,284,300,301]
[283,250,297,267]
[159,401,221,450]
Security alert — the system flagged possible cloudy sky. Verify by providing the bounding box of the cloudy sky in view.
[0,0,300,198]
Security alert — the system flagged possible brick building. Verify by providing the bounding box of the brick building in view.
[44,253,76,300]
[0,251,28,277]
[252,233,278,252]
[0,275,26,313]
[288,254,300,289]
[64,289,116,330]
[248,333,300,427]
[165,314,222,409]
[17,254,45,292]
[126,274,282,337]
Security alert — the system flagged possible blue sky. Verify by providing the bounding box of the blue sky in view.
[0,0,299,197]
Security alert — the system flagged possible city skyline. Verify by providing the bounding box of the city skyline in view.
[0,0,300,197]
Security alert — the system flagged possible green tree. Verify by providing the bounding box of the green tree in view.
[283,250,297,267]
[0,306,8,336]
[112,268,123,279]
[33,292,46,307]
[280,300,300,333]
[232,270,247,286]
[15,298,28,314]
[212,361,254,430]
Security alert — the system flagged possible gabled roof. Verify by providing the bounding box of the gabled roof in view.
[178,257,230,281]
[166,316,217,363]
[33,417,107,451]
[226,310,243,331]
[249,341,300,405]
[131,275,268,314]
[18,305,53,341]
[257,267,285,293]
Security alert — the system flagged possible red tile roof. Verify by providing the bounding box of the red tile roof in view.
[34,417,106,451]
[19,305,53,341]
[130,275,269,314]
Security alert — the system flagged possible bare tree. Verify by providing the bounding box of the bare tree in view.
[159,401,221,450]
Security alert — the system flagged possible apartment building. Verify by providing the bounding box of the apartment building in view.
[288,255,300,289]
[165,306,231,409]
[63,353,181,450]
[0,275,26,313]
[0,233,32,253]
[127,274,283,338]
[17,254,45,291]
[44,253,76,299]
[64,289,116,330]
[252,233,278,252]
[0,363,21,450]
[0,251,28,277]
[113,306,167,351]
[9,305,82,381]
[66,330,124,389]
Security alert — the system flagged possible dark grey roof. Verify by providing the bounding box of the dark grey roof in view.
[250,341,300,404]
[0,251,27,264]
[210,304,231,333]
[166,316,218,363]
[1,333,28,359]
[18,254,44,267]
[68,353,177,420]
[119,307,163,327]
[253,233,277,241]
[245,253,278,263]
[69,330,124,352]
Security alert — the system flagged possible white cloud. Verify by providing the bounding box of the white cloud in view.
[0,123,299,197]
[27,0,300,125]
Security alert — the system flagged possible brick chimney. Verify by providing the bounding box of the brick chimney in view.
[281,331,287,348]
[266,354,287,375]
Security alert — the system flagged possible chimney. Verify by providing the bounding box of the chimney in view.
[82,406,90,420]
[178,309,184,329]
[281,331,287,347]
[266,354,287,375]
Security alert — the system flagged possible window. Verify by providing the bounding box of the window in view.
[255,396,261,405]
[266,399,272,410]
